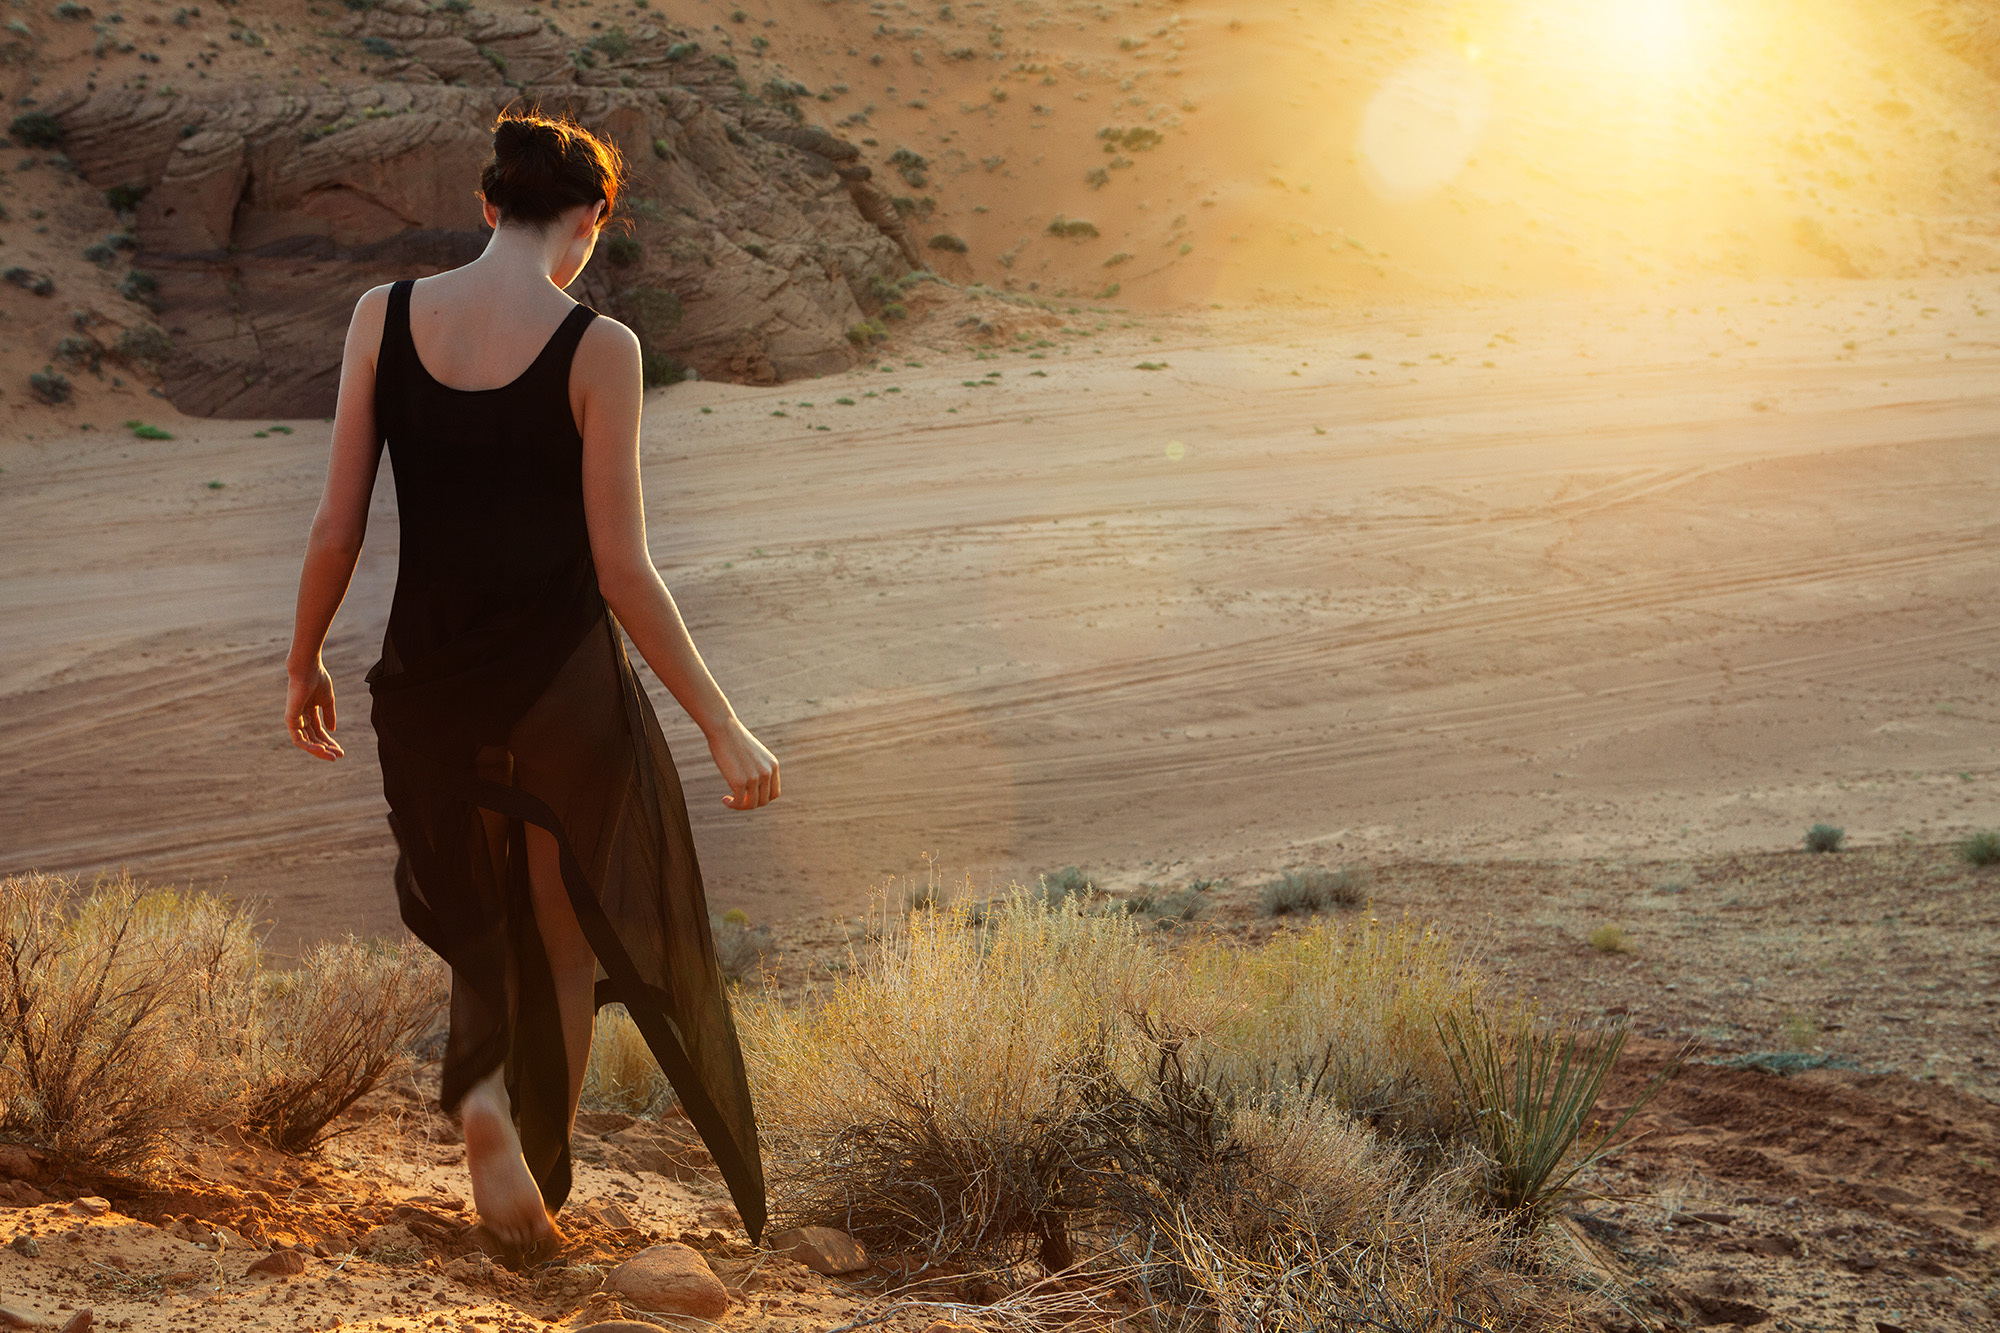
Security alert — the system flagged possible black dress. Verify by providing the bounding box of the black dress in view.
[364,279,765,1240]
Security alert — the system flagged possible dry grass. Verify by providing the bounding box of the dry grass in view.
[582,1003,673,1114]
[0,873,219,1171]
[241,938,447,1153]
[1259,866,1368,916]
[0,872,445,1168]
[1585,924,1635,954]
[737,891,1564,1328]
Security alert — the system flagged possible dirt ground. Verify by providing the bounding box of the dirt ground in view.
[3,278,1996,949]
[0,839,1993,1332]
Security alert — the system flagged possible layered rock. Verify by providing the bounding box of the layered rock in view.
[47,2,913,417]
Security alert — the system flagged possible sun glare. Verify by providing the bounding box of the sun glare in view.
[1591,0,1701,75]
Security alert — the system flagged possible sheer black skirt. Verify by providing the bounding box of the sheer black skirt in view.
[369,574,765,1240]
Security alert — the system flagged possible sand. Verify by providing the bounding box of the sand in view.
[2,276,1995,948]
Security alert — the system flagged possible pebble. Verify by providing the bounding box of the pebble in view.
[604,1243,729,1321]
[248,1249,307,1277]
[8,1235,37,1258]
[766,1225,870,1276]
[69,1199,108,1218]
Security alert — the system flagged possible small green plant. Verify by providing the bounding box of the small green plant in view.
[1440,1011,1685,1229]
[1958,829,2000,867]
[1778,1010,1818,1051]
[846,318,888,346]
[5,267,54,297]
[1586,924,1634,954]
[125,420,173,440]
[1134,360,1166,370]
[1036,865,1094,905]
[602,234,642,268]
[28,366,71,404]
[1046,215,1099,238]
[927,233,967,253]
[1259,867,1366,917]
[587,26,631,57]
[115,325,171,369]
[666,40,699,60]
[888,146,929,187]
[8,111,63,149]
[359,35,398,57]
[1803,823,1846,853]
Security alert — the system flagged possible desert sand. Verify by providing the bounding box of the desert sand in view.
[3,277,1996,946]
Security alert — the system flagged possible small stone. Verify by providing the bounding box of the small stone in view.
[70,1198,109,1217]
[248,1249,307,1277]
[767,1225,869,1276]
[9,1235,38,1258]
[0,1304,42,1330]
[56,1312,91,1333]
[605,1243,729,1321]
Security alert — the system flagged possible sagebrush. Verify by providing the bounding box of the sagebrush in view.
[0,873,445,1169]
[740,891,1597,1329]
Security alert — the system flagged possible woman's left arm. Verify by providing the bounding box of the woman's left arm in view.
[284,285,391,762]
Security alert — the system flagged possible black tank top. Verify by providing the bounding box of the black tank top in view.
[368,279,606,746]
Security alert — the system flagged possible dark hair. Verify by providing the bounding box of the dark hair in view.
[478,111,624,230]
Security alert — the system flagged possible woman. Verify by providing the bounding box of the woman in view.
[283,112,778,1264]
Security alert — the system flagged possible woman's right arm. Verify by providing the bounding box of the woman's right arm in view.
[284,285,391,762]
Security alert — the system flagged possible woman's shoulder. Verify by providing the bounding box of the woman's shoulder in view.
[574,310,642,363]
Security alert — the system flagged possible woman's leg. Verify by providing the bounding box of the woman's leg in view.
[460,751,562,1254]
[525,823,596,1137]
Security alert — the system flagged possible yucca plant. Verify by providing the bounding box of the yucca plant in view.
[1437,1010,1685,1229]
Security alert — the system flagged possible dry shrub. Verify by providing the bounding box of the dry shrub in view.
[583,1003,673,1114]
[0,872,218,1172]
[740,893,1532,1327]
[241,938,447,1153]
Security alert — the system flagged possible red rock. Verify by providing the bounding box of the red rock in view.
[248,1249,307,1277]
[0,1147,42,1183]
[56,1312,90,1333]
[604,1243,729,1321]
[69,1199,108,1218]
[766,1225,869,1276]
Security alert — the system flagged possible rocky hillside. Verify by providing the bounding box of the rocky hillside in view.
[3,0,1999,425]
[2,0,921,419]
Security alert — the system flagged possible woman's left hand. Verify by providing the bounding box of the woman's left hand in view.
[708,717,779,810]
[286,662,345,761]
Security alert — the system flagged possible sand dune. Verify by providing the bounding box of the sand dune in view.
[3,277,1995,948]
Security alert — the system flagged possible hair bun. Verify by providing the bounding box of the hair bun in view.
[479,110,626,231]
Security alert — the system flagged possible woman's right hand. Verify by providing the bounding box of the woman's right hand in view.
[286,661,345,761]
[707,718,779,810]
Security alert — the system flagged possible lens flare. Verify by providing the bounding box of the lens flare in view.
[1357,56,1491,202]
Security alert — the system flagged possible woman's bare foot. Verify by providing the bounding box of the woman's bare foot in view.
[460,1070,559,1256]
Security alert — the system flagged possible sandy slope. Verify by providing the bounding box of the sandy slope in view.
[2,276,1995,948]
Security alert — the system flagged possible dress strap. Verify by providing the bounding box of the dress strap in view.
[540,302,599,386]
[381,279,417,375]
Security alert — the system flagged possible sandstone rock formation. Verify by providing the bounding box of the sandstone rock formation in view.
[45,0,915,417]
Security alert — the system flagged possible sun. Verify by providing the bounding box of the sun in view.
[1592,0,1702,76]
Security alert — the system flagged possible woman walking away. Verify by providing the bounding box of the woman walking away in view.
[282,111,779,1266]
